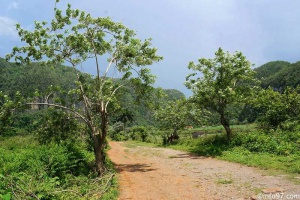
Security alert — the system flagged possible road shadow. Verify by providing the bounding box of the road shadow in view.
[168,133,231,157]
[169,153,206,160]
[115,163,157,173]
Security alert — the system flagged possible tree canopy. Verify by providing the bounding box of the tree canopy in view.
[154,98,203,134]
[185,48,256,140]
[6,2,162,174]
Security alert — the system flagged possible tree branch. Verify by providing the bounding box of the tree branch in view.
[105,83,124,109]
[26,102,89,125]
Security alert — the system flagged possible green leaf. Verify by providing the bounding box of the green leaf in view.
[1,194,12,200]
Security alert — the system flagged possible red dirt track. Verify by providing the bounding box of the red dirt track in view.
[108,141,299,200]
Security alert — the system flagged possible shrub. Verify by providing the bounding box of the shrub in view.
[0,135,117,199]
[110,125,153,142]
[36,109,84,145]
[109,122,128,141]
[253,87,300,131]
[130,126,148,142]
[230,131,300,156]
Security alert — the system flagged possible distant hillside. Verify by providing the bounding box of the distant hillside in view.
[254,61,290,80]
[163,89,185,100]
[0,58,77,98]
[0,58,184,126]
[254,61,300,91]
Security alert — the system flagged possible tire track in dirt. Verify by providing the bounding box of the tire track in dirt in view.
[108,141,299,200]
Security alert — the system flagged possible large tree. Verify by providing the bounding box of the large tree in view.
[6,2,162,174]
[185,48,255,140]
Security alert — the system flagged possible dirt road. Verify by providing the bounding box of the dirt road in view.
[107,141,299,200]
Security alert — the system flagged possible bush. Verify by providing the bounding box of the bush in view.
[109,122,129,141]
[110,125,156,142]
[0,140,90,179]
[230,131,300,156]
[253,87,300,131]
[36,109,85,145]
[0,135,117,199]
[130,126,148,142]
[12,110,47,133]
[279,120,300,131]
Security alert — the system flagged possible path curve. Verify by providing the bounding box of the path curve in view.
[108,141,299,200]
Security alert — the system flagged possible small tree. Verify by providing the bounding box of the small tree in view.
[6,2,162,174]
[154,98,205,143]
[185,48,255,140]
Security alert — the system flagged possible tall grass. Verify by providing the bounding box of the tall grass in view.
[0,135,118,200]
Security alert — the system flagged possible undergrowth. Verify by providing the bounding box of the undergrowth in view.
[0,135,118,200]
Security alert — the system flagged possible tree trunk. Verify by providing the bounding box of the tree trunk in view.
[93,135,106,175]
[220,112,231,141]
[91,111,109,175]
[94,110,109,175]
[172,128,179,139]
[100,111,108,145]
[167,128,179,143]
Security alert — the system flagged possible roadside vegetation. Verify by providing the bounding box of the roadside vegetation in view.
[170,126,300,175]
[111,124,300,178]
[0,134,118,199]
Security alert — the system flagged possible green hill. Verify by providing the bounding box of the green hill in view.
[0,58,184,126]
[254,61,300,91]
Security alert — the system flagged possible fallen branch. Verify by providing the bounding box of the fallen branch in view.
[53,189,83,197]
[100,173,115,197]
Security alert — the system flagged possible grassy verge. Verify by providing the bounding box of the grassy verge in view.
[0,135,118,200]
[122,140,159,149]
[220,147,300,175]
[163,126,300,181]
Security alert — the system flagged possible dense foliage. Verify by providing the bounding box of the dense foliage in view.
[239,61,300,127]
[0,135,118,199]
[6,1,165,174]
[251,86,300,130]
[154,98,209,143]
[0,58,183,128]
[185,48,256,139]
[0,62,76,99]
[254,60,300,91]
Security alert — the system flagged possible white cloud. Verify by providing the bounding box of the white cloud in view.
[0,16,18,38]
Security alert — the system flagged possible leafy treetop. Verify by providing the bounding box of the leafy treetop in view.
[6,1,162,174]
[185,48,256,139]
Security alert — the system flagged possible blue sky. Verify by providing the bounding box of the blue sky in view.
[1,0,300,95]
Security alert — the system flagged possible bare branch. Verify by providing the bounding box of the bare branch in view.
[103,54,117,80]
[105,83,124,109]
[53,189,83,197]
[87,27,101,85]
[26,102,89,125]
[45,91,54,104]
[99,54,118,95]
[100,173,115,197]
